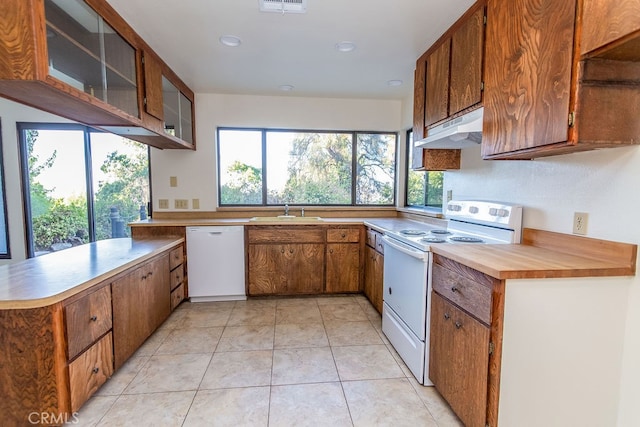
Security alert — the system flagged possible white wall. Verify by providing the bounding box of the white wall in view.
[444,144,640,426]
[151,93,403,212]
[0,98,73,263]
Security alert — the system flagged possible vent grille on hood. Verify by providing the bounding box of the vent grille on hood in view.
[260,0,307,13]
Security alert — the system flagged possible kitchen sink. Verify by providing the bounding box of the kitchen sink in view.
[249,216,323,222]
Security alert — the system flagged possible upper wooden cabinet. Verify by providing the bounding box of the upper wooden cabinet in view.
[581,0,640,59]
[482,0,640,159]
[412,1,484,171]
[416,1,486,134]
[0,0,195,150]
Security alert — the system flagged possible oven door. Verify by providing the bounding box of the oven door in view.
[381,236,430,339]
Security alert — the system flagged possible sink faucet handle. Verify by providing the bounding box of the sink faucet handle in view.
[301,207,305,217]
[284,204,289,215]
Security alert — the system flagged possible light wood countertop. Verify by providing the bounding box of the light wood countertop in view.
[432,228,637,279]
[0,238,184,309]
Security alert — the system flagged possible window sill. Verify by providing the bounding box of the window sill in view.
[397,206,444,219]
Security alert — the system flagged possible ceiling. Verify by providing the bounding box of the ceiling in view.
[106,0,476,100]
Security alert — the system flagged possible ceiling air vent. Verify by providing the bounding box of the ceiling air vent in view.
[260,0,307,14]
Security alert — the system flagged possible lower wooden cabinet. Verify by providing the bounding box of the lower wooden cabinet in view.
[429,292,490,427]
[246,225,362,296]
[363,228,384,313]
[112,254,170,369]
[429,254,502,427]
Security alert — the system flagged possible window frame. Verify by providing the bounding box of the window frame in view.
[405,128,444,212]
[17,122,152,258]
[217,127,398,207]
[0,119,10,259]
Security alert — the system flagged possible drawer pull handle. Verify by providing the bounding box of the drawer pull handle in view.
[141,274,147,280]
[289,249,294,254]
[444,313,450,320]
[329,249,334,254]
[341,233,346,238]
[90,315,98,322]
[455,321,462,329]
[92,367,100,374]
[148,271,153,277]
[388,287,392,295]
[281,248,285,253]
[451,286,459,293]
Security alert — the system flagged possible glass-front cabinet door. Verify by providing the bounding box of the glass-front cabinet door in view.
[44,0,139,118]
[162,76,193,144]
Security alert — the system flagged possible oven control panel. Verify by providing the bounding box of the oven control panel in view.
[446,200,522,229]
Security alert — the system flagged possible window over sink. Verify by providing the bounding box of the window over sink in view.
[217,128,397,206]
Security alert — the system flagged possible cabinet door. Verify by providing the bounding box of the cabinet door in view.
[143,51,164,120]
[425,40,451,127]
[247,244,278,295]
[430,292,490,427]
[482,0,577,158]
[363,246,383,313]
[449,6,484,115]
[413,62,427,140]
[112,255,169,369]
[277,244,324,295]
[326,243,360,293]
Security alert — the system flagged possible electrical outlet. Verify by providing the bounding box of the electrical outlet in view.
[573,212,588,235]
[174,199,189,209]
[158,199,169,209]
[192,198,200,209]
[169,176,178,187]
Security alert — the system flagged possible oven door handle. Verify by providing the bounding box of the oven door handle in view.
[381,235,428,261]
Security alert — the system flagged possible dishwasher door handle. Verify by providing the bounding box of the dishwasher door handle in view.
[208,232,223,235]
[381,236,427,261]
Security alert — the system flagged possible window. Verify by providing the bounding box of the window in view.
[218,128,397,206]
[0,119,9,259]
[18,124,150,257]
[406,130,444,209]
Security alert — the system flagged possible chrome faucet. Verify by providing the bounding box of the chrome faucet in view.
[284,204,289,216]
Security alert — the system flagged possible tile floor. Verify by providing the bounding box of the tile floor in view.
[72,295,462,426]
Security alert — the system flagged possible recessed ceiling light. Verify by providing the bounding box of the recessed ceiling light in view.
[387,80,403,87]
[219,35,242,47]
[279,85,295,91]
[335,41,356,52]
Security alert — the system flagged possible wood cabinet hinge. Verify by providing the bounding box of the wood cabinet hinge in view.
[143,97,148,106]
[141,55,145,64]
[480,81,485,91]
[489,341,495,355]
[483,14,487,25]
[568,111,575,127]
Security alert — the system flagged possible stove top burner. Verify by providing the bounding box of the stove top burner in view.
[430,229,452,235]
[400,229,427,236]
[420,237,447,243]
[449,236,484,243]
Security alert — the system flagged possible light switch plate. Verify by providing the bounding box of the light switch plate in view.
[192,198,200,209]
[175,199,189,209]
[169,176,178,187]
[158,199,169,209]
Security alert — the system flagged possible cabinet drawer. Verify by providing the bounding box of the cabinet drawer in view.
[171,283,185,310]
[65,285,112,360]
[68,332,114,412]
[366,229,376,248]
[327,228,360,243]
[248,227,324,243]
[169,246,184,271]
[432,262,493,324]
[170,265,184,290]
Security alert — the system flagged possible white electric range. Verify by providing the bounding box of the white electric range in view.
[381,200,523,385]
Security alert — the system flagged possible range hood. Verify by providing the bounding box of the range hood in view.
[416,107,483,149]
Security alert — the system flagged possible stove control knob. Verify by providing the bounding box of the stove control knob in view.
[497,208,509,217]
[469,206,479,214]
[448,204,462,212]
[489,207,498,216]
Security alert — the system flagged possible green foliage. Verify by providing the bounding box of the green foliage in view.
[220,161,263,204]
[31,198,88,250]
[93,141,149,239]
[26,130,56,218]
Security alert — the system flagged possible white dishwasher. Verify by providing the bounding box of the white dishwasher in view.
[186,226,246,302]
